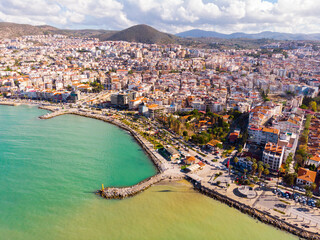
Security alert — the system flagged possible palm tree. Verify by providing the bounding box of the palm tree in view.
[234,157,239,165]
[258,165,264,178]
[251,162,258,175]
[311,183,317,192]
[246,156,252,162]
[264,168,270,176]
[251,158,257,164]
[264,163,270,170]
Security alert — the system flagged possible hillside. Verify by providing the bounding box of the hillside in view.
[0,22,115,39]
[0,22,45,38]
[104,24,177,44]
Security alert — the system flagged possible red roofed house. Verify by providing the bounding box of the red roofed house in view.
[296,168,317,186]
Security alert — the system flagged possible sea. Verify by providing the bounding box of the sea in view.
[0,105,297,240]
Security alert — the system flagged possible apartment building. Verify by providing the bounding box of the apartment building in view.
[262,142,284,171]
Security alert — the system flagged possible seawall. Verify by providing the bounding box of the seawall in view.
[188,178,320,240]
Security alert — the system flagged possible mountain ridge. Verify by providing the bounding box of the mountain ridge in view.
[177,29,320,41]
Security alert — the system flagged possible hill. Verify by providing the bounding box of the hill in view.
[0,22,115,39]
[177,29,320,41]
[104,24,177,44]
[0,22,46,38]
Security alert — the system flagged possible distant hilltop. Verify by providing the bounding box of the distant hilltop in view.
[176,29,320,41]
[104,24,176,44]
[1,21,320,42]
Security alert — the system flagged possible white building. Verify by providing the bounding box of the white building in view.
[262,142,284,171]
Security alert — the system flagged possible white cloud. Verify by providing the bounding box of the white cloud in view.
[0,0,320,34]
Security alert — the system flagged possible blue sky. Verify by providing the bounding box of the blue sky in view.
[0,0,319,34]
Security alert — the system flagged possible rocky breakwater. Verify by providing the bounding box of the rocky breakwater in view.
[192,182,320,240]
[98,173,182,199]
[39,109,71,119]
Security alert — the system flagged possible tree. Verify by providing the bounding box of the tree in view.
[258,165,264,178]
[309,101,317,112]
[183,131,188,137]
[264,168,270,176]
[305,190,313,199]
[300,104,307,109]
[251,162,258,175]
[246,156,252,162]
[285,153,293,173]
[233,157,239,164]
[216,143,223,149]
[283,173,296,186]
[264,163,270,170]
[311,183,317,192]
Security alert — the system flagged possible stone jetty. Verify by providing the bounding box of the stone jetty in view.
[98,173,182,199]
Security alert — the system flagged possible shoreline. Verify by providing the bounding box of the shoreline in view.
[188,179,320,240]
[1,100,319,239]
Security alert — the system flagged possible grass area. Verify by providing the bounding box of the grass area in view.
[196,151,206,157]
[280,200,291,205]
[213,172,223,181]
[273,209,285,215]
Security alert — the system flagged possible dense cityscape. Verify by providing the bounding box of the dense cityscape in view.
[2,32,320,237]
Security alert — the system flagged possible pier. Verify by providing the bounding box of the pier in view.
[98,173,182,199]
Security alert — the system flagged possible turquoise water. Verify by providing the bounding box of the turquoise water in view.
[0,105,297,240]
